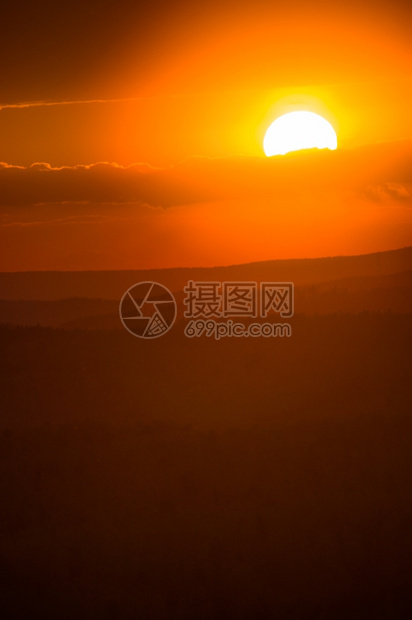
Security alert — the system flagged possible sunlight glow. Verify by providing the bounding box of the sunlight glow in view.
[263,111,337,156]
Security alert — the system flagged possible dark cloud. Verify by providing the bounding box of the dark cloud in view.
[363,182,412,202]
[0,141,411,212]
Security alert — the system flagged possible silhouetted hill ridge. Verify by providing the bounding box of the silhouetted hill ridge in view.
[0,245,412,300]
[1,267,412,327]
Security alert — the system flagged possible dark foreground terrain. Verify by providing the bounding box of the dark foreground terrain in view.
[1,312,411,619]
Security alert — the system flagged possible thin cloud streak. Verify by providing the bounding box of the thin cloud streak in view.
[0,98,139,112]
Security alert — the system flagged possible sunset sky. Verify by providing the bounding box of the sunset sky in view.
[1,0,412,270]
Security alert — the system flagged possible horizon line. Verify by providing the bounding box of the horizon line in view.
[0,244,411,274]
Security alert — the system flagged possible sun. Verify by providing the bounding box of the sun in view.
[263,111,337,156]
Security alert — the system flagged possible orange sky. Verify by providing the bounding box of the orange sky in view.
[1,0,412,270]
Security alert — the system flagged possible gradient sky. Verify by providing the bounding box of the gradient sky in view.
[1,0,412,270]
